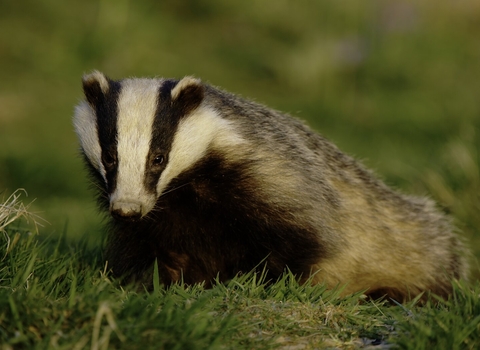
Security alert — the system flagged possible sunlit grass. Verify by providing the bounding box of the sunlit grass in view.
[1,192,479,349]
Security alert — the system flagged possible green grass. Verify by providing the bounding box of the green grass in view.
[1,0,480,348]
[1,195,480,349]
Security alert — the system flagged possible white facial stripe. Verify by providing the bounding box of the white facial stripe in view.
[111,78,161,212]
[156,107,245,196]
[73,101,107,180]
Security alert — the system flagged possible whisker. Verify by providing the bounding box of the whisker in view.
[142,182,193,222]
[159,182,191,198]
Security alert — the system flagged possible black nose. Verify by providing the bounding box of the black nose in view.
[111,209,142,221]
[110,202,142,221]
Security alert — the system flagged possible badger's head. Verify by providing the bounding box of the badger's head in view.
[73,71,242,221]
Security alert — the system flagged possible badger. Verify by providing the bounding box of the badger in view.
[74,71,469,300]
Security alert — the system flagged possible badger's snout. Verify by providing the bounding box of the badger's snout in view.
[110,201,143,221]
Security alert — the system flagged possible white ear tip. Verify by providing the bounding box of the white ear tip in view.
[171,76,202,100]
[83,70,110,94]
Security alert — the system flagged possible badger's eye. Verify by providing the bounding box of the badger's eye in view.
[103,152,117,169]
[153,155,164,166]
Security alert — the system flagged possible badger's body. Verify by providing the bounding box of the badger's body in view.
[74,71,468,300]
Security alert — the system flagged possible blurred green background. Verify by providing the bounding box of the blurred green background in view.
[1,0,479,269]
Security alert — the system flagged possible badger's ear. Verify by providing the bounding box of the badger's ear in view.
[170,76,205,115]
[82,71,110,106]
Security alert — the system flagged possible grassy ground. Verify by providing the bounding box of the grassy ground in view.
[1,0,480,348]
[1,192,480,349]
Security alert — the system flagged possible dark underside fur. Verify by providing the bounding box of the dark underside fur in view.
[98,152,325,287]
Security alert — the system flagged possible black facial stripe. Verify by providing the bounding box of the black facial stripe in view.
[95,79,122,193]
[144,79,181,194]
[143,78,206,196]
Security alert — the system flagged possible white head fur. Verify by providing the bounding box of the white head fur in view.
[74,71,243,220]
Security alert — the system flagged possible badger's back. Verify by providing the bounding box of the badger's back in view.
[74,71,469,300]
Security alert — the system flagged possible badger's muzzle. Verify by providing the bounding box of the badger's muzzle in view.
[110,201,143,221]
